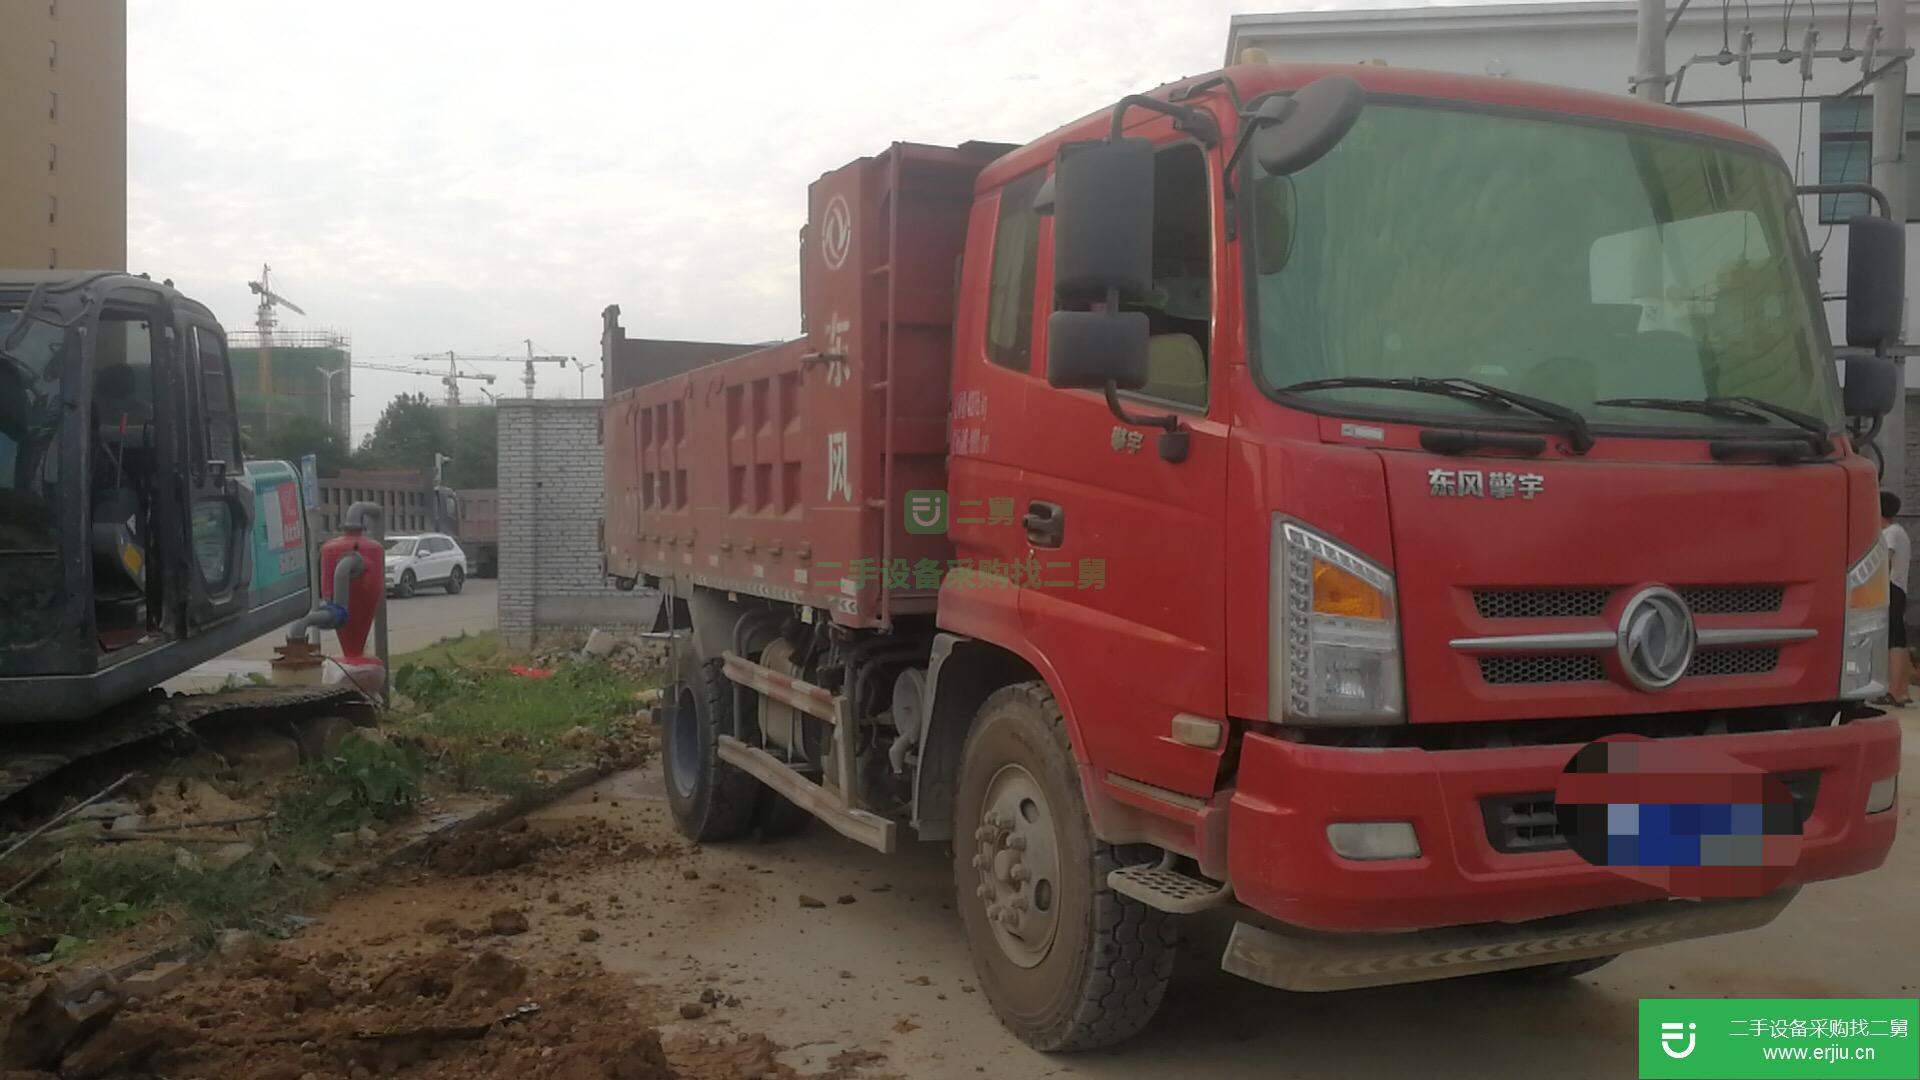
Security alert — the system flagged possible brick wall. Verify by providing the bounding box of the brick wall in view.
[497,399,657,651]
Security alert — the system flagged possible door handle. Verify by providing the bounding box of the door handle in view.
[1023,501,1065,548]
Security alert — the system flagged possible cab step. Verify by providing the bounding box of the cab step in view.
[1107,861,1233,914]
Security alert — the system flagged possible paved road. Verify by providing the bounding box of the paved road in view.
[169,580,497,690]
[541,708,1920,1079]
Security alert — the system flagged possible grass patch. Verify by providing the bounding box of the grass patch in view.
[389,655,655,795]
[5,734,428,957]
[391,629,504,672]
[5,632,660,963]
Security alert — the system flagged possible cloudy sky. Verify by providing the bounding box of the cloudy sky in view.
[128,0,1380,438]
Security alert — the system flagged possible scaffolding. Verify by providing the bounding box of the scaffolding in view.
[227,328,353,442]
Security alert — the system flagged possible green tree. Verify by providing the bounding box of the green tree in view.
[354,392,446,473]
[251,414,349,477]
[445,407,497,488]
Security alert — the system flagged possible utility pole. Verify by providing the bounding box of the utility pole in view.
[1633,0,1668,103]
[1873,0,1909,497]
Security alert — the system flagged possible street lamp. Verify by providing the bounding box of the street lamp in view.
[575,357,599,398]
[318,366,349,436]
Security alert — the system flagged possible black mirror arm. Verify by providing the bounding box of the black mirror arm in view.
[1107,95,1220,146]
[1796,182,1893,219]
[1850,413,1885,453]
[1102,384,1191,464]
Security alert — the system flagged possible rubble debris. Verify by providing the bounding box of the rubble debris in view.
[678,1002,708,1020]
[798,895,826,909]
[0,970,125,1071]
[121,962,189,1000]
[487,908,530,936]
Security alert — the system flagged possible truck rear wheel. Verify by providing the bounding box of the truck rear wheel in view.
[953,682,1177,1051]
[662,652,758,842]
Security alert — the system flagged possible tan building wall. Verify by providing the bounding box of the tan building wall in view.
[0,0,126,271]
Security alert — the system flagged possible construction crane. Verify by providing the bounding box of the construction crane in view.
[246,264,306,431]
[411,352,515,406]
[435,341,569,398]
[364,359,498,407]
[518,340,572,398]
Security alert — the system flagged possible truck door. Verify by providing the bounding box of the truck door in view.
[179,315,251,629]
[1016,136,1229,799]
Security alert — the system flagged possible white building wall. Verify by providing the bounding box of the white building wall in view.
[1229,0,1920,507]
[496,399,658,651]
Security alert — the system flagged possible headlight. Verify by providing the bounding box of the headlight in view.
[1271,518,1404,724]
[1840,538,1889,701]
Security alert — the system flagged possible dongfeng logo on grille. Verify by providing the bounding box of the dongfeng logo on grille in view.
[1617,586,1695,690]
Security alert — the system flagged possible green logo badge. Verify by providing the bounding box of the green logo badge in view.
[904,490,948,535]
[1639,999,1918,1079]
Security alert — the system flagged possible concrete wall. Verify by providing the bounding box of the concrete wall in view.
[496,398,657,651]
[0,0,126,270]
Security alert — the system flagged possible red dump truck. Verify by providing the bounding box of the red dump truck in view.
[604,63,1905,1050]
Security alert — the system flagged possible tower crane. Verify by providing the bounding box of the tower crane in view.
[364,360,498,407]
[246,264,306,430]
[413,351,514,406]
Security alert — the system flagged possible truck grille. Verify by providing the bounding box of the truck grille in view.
[1480,771,1821,855]
[1479,648,1779,686]
[1479,655,1606,685]
[1474,589,1609,620]
[1684,647,1780,678]
[1472,585,1783,619]
[1678,586,1784,615]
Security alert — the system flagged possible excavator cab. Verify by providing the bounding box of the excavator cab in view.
[0,272,311,723]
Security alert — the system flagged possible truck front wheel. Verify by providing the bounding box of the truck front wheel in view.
[953,682,1177,1051]
[662,653,759,842]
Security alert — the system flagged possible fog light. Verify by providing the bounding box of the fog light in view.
[1866,775,1898,815]
[1326,821,1421,861]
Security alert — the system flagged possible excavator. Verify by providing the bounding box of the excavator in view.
[0,271,374,804]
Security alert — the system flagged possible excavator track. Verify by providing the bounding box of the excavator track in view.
[1,684,366,806]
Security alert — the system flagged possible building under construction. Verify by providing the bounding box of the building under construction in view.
[227,328,352,442]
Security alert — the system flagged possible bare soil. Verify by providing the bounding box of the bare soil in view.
[2,809,897,1080]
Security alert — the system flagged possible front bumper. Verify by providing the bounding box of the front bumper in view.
[1227,716,1900,933]
[1222,888,1797,992]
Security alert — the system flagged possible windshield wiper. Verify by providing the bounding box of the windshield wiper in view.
[1595,395,1830,451]
[1711,396,1830,444]
[1280,376,1594,453]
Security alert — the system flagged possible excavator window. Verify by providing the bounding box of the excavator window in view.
[89,311,163,650]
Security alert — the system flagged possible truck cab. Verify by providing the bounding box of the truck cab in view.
[0,271,311,722]
[607,62,1904,1052]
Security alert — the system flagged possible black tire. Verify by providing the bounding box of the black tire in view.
[954,681,1176,1052]
[444,566,465,595]
[751,786,813,839]
[1489,955,1618,981]
[395,571,416,599]
[661,651,758,842]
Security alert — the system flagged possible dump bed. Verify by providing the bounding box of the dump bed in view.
[604,141,1007,627]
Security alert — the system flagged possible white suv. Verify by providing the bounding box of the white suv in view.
[384,533,468,598]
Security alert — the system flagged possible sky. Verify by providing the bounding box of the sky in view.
[126,0,1354,439]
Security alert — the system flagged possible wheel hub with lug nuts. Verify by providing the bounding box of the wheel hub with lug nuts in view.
[971,763,1061,968]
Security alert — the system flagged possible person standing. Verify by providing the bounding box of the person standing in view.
[1881,492,1911,706]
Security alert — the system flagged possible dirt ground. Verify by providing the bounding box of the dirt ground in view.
[8,708,1915,1079]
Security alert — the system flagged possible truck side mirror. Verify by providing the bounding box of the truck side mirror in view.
[1046,309,1149,391]
[1844,353,1899,418]
[1251,75,1365,177]
[1847,214,1904,351]
[1052,137,1154,306]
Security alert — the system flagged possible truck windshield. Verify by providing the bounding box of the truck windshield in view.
[0,305,71,553]
[1250,102,1841,435]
